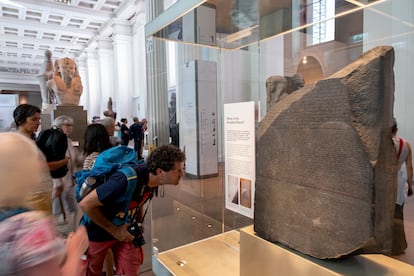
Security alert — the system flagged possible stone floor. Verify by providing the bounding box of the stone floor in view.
[54,211,77,238]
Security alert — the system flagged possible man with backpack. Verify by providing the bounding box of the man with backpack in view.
[78,144,186,276]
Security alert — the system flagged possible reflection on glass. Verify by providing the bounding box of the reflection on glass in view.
[305,0,335,45]
[151,0,386,50]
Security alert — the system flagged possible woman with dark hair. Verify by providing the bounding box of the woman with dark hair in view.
[12,104,67,213]
[13,103,41,140]
[13,104,68,172]
[83,123,112,170]
[81,123,113,274]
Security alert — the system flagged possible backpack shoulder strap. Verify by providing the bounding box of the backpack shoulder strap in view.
[0,208,29,222]
[119,166,138,191]
[111,166,138,225]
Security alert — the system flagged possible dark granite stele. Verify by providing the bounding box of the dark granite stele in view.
[255,46,397,259]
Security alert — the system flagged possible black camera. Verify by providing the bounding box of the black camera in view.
[127,222,146,247]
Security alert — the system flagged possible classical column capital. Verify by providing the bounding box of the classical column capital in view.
[112,20,133,36]
[96,37,113,50]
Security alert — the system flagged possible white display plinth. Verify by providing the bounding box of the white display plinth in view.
[181,60,218,178]
[240,225,414,276]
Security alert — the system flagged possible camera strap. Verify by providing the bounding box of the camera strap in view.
[130,185,155,224]
[139,200,151,224]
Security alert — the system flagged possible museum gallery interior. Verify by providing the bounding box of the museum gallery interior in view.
[1,0,414,275]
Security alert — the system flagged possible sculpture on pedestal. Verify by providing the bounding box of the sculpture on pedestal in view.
[36,52,87,148]
[36,50,56,109]
[103,97,116,119]
[47,57,83,106]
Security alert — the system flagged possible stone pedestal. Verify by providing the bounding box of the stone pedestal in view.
[41,105,88,149]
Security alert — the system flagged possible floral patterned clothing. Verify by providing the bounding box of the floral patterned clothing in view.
[0,210,66,275]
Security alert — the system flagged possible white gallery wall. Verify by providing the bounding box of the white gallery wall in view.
[364,0,414,143]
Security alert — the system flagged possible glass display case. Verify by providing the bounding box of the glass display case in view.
[144,0,414,273]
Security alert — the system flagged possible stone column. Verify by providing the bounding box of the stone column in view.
[77,55,89,111]
[112,21,135,121]
[145,0,170,146]
[131,8,147,119]
[86,47,101,120]
[97,38,115,118]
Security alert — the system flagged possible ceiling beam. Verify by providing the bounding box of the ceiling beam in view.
[0,72,39,86]
[0,46,77,59]
[0,16,97,37]
[0,62,40,71]
[0,55,42,65]
[0,83,40,92]
[0,34,84,50]
[7,0,113,21]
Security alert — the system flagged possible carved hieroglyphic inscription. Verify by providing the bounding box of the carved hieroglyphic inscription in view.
[254,46,397,259]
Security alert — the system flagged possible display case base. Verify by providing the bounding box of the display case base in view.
[152,225,414,275]
[153,230,239,276]
[240,225,414,276]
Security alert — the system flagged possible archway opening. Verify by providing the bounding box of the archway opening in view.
[297,56,323,85]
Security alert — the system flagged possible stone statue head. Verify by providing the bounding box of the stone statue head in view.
[55,57,78,80]
[290,73,305,91]
[266,75,286,94]
[284,74,305,95]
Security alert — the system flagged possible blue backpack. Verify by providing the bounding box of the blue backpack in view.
[74,146,142,225]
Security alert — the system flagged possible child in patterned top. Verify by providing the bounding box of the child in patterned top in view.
[0,132,88,275]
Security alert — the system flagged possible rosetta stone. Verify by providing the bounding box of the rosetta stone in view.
[255,46,397,259]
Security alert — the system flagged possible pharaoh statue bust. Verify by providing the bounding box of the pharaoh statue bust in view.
[266,74,305,111]
[47,57,83,105]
